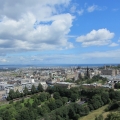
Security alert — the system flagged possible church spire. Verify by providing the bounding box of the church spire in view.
[86,66,90,78]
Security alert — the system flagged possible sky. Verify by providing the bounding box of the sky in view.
[0,0,120,64]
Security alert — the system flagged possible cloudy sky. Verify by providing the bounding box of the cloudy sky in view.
[0,0,120,64]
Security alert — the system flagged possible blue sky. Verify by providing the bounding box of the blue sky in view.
[0,0,120,64]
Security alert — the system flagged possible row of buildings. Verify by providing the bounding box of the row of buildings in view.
[0,66,120,100]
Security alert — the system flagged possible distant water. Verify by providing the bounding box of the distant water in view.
[0,64,119,69]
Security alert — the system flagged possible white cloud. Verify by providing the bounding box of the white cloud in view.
[112,8,119,12]
[76,28,114,47]
[0,58,8,63]
[109,43,119,47]
[118,38,120,42]
[70,5,77,13]
[87,5,107,13]
[81,49,120,60]
[3,49,120,64]
[0,0,74,54]
[0,0,71,20]
[87,5,98,12]
[77,9,84,15]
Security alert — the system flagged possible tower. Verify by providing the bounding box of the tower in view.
[86,66,90,79]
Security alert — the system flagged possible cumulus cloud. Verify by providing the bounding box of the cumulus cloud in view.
[87,5,98,12]
[112,8,119,12]
[87,5,107,12]
[118,38,120,42]
[77,9,84,15]
[3,48,120,64]
[0,58,8,63]
[109,43,119,47]
[70,5,77,13]
[0,0,74,54]
[79,49,120,64]
[76,28,114,47]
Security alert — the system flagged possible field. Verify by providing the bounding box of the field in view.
[79,105,108,120]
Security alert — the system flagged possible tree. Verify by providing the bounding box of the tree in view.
[7,89,16,100]
[2,106,17,120]
[114,83,120,89]
[39,92,47,102]
[53,92,61,99]
[68,106,76,119]
[31,85,36,94]
[9,100,13,104]
[62,97,68,105]
[15,90,20,98]
[105,113,120,120]
[17,108,31,120]
[37,83,44,92]
[55,99,63,108]
[88,95,103,110]
[101,92,109,105]
[110,91,120,100]
[23,86,29,96]
[24,101,32,108]
[29,110,36,120]
[95,114,103,120]
[32,100,38,108]
[38,104,50,116]
[48,99,57,110]
[107,101,120,111]
[70,94,78,102]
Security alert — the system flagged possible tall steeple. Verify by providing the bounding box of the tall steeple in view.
[86,66,90,78]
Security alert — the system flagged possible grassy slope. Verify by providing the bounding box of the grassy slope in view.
[79,105,108,120]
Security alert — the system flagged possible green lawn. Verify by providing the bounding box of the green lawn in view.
[24,98,34,104]
[0,97,34,109]
[79,105,108,120]
[0,104,9,110]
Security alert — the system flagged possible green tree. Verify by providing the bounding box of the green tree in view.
[55,99,63,108]
[7,89,16,100]
[114,83,120,89]
[48,100,57,110]
[95,114,103,120]
[17,108,31,120]
[70,94,78,102]
[2,106,17,120]
[101,92,109,105]
[105,113,120,120]
[23,86,29,96]
[37,83,44,92]
[31,84,36,94]
[61,97,68,105]
[15,89,20,98]
[53,92,61,99]
[38,104,50,116]
[39,92,47,102]
[32,100,38,108]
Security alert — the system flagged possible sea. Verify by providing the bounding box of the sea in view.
[0,64,119,69]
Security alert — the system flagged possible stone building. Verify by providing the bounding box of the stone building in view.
[55,82,76,89]
[101,69,118,76]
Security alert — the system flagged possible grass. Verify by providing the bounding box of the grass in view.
[0,104,9,110]
[24,98,34,104]
[79,105,108,120]
[0,97,34,109]
[21,97,34,107]
[0,101,9,110]
[115,89,120,91]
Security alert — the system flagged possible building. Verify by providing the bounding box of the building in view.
[55,82,76,89]
[40,82,48,90]
[0,90,6,100]
[101,69,117,76]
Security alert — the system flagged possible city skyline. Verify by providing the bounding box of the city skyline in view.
[0,0,120,64]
